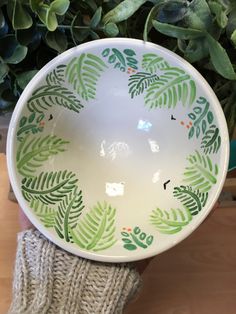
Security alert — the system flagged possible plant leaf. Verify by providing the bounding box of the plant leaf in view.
[121,226,154,250]
[183,150,218,192]
[70,201,117,251]
[16,70,38,90]
[45,29,68,53]
[30,199,56,227]
[27,85,83,113]
[152,20,204,40]
[150,207,192,234]
[173,185,208,216]
[201,124,221,154]
[145,67,196,108]
[205,33,236,80]
[90,6,102,28]
[142,53,170,73]
[65,53,107,100]
[103,0,147,24]
[12,0,33,30]
[21,170,78,203]
[128,72,159,98]
[104,23,119,37]
[54,187,84,241]
[17,135,69,177]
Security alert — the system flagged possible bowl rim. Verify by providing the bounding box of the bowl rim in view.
[7,38,229,262]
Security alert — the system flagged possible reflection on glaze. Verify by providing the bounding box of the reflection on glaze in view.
[152,170,161,183]
[100,140,130,160]
[148,139,160,153]
[106,182,125,196]
[137,119,152,132]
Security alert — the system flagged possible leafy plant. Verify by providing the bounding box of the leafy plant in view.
[102,47,138,71]
[128,71,159,98]
[145,67,196,108]
[27,85,83,113]
[121,226,153,250]
[0,0,236,136]
[16,135,69,177]
[30,199,56,228]
[173,185,208,216]
[65,53,107,100]
[183,150,218,192]
[142,53,170,73]
[150,206,192,234]
[70,201,117,252]
[21,170,78,204]
[54,187,84,241]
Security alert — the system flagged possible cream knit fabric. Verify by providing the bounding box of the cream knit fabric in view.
[8,230,141,314]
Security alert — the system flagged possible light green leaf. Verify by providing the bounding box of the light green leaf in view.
[142,53,170,73]
[205,33,236,80]
[152,20,205,40]
[104,23,119,37]
[30,199,56,228]
[17,135,69,177]
[145,67,196,108]
[173,185,208,216]
[150,207,192,234]
[128,72,159,98]
[65,53,107,101]
[50,0,70,15]
[27,85,83,113]
[54,187,84,242]
[183,150,218,192]
[208,1,228,28]
[90,6,102,28]
[12,0,33,30]
[103,0,147,24]
[70,202,117,251]
[21,170,77,203]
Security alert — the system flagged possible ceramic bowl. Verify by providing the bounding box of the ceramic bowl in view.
[7,38,229,262]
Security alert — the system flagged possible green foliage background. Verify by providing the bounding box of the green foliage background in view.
[0,0,235,136]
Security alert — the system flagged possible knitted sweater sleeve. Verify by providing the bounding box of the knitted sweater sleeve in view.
[8,230,141,314]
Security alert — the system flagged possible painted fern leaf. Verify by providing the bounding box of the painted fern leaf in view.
[27,85,83,113]
[145,67,196,109]
[173,185,208,216]
[201,125,221,154]
[17,112,45,141]
[16,135,69,177]
[65,53,108,101]
[54,187,84,242]
[30,199,56,228]
[150,207,192,234]
[21,170,78,204]
[46,65,66,85]
[183,150,218,192]
[128,72,159,98]
[70,202,117,251]
[142,53,170,73]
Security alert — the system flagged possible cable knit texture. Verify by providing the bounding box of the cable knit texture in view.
[8,230,141,314]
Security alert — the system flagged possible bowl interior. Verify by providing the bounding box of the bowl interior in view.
[7,39,229,262]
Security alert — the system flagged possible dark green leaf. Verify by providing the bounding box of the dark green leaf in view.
[202,119,207,134]
[188,127,195,139]
[143,0,165,41]
[90,6,102,28]
[152,20,205,40]
[13,1,33,30]
[158,1,188,24]
[16,70,38,90]
[193,106,202,114]
[206,33,236,80]
[207,111,214,124]
[4,45,28,64]
[45,29,67,53]
[0,63,8,84]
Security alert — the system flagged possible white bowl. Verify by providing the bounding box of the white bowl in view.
[7,38,229,262]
